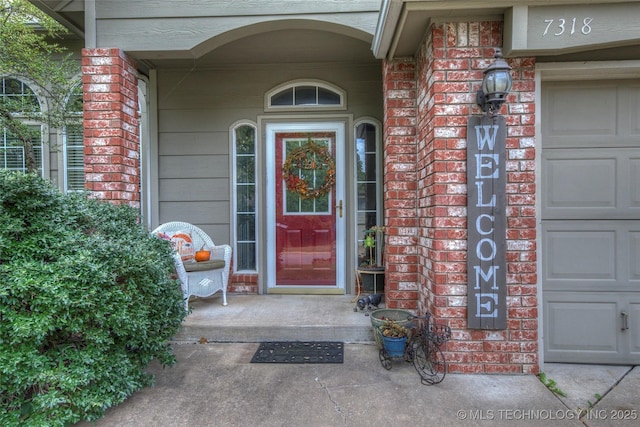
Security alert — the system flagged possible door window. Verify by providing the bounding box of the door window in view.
[283,137,334,214]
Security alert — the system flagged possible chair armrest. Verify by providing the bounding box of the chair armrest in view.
[172,252,189,285]
[210,244,232,264]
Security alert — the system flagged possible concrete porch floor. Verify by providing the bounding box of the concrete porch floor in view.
[88,310,639,427]
[172,294,379,344]
[81,294,640,426]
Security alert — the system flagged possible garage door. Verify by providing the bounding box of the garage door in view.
[542,80,640,364]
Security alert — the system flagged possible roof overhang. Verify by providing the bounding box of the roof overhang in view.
[372,0,640,60]
[29,0,85,38]
[372,0,512,60]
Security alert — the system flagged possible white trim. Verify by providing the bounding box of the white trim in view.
[147,70,160,229]
[536,60,640,81]
[265,121,346,291]
[535,65,544,370]
[372,0,405,60]
[137,76,151,227]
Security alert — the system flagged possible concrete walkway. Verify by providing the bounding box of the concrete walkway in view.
[76,295,639,426]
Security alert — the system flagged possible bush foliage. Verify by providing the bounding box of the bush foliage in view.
[0,171,186,426]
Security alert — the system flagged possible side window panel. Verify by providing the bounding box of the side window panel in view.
[355,121,382,267]
[233,124,257,271]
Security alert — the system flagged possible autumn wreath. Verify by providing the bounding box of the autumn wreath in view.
[282,140,336,199]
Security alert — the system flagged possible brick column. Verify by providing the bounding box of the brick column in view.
[82,48,140,207]
[413,22,538,374]
[382,59,419,310]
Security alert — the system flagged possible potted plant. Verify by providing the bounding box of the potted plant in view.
[379,320,409,357]
[358,226,385,292]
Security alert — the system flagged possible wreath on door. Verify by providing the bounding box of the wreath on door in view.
[282,140,336,199]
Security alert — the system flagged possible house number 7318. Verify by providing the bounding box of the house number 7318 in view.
[543,18,593,36]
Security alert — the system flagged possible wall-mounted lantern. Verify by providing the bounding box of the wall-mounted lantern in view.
[476,48,512,116]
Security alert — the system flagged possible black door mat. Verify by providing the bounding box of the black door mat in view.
[250,341,344,364]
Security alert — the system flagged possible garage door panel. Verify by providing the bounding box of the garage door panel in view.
[630,300,640,357]
[544,295,620,363]
[631,158,640,208]
[545,229,615,280]
[542,221,634,291]
[543,82,639,148]
[542,149,640,219]
[543,84,618,143]
[630,86,640,136]
[544,157,615,209]
[632,232,640,283]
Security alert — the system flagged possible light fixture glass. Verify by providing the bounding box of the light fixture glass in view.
[476,48,512,116]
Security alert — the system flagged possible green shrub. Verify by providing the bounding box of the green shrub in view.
[0,170,186,426]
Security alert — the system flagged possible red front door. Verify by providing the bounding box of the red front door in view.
[266,123,345,291]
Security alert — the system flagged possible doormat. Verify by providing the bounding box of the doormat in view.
[250,341,344,364]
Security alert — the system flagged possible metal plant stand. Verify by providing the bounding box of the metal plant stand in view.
[373,310,451,385]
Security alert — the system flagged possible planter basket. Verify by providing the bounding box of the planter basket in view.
[370,308,414,349]
[381,335,407,357]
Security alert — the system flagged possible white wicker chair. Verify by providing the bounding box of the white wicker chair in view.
[153,221,231,310]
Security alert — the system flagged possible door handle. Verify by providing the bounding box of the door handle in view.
[621,311,629,331]
[336,200,343,218]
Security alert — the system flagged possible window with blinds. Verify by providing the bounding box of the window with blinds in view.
[64,124,84,192]
[64,85,84,192]
[0,78,43,175]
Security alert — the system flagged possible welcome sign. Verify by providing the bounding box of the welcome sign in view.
[466,115,507,330]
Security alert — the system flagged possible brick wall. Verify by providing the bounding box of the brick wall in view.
[382,59,420,310]
[383,21,538,374]
[229,273,259,294]
[82,48,140,207]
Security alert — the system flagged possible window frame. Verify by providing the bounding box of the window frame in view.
[231,121,258,273]
[265,80,346,112]
[354,118,383,268]
[0,77,46,175]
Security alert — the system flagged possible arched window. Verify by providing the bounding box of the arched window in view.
[0,77,43,174]
[266,81,345,111]
[232,122,257,272]
[63,84,84,192]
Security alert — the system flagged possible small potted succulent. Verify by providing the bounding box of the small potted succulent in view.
[379,319,409,357]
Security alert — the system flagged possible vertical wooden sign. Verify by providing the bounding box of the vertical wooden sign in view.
[467,115,507,329]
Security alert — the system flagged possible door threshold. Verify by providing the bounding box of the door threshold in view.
[267,288,345,295]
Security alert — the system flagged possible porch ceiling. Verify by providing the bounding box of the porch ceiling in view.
[133,29,380,69]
